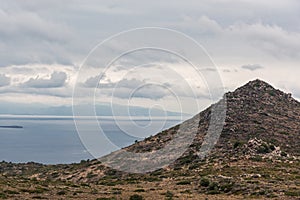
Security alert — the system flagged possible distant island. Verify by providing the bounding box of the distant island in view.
[0,125,23,129]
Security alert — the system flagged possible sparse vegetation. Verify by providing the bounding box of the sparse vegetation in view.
[0,80,299,199]
[257,143,271,154]
[129,194,143,200]
[200,178,210,187]
[165,190,174,199]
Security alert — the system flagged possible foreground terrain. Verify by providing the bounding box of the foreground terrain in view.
[0,80,299,199]
[0,156,299,199]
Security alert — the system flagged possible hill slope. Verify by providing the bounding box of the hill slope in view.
[113,79,300,160]
[0,79,299,199]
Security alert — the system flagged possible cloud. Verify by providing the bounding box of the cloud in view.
[112,83,169,100]
[0,6,77,67]
[84,75,101,88]
[84,74,111,88]
[175,15,222,36]
[23,71,67,88]
[227,22,300,59]
[0,74,10,87]
[99,78,166,99]
[1,0,300,115]
[0,0,300,68]
[88,77,170,99]
[116,78,144,88]
[241,64,264,71]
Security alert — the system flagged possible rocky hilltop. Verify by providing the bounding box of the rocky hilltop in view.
[0,79,299,199]
[123,79,300,159]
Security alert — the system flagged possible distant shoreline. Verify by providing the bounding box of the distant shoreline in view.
[0,125,23,129]
[0,115,190,121]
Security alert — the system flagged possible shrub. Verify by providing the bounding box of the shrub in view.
[134,189,145,192]
[176,180,190,185]
[251,156,263,162]
[57,190,66,195]
[281,151,287,157]
[208,182,219,191]
[129,194,143,200]
[32,196,43,199]
[233,141,244,148]
[219,183,234,193]
[4,190,20,194]
[285,190,300,196]
[0,193,6,198]
[257,143,270,154]
[269,144,275,151]
[200,178,210,187]
[165,190,174,199]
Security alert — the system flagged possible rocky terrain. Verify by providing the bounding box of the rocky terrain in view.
[0,79,299,199]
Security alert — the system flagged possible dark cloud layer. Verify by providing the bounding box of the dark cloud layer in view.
[0,0,300,67]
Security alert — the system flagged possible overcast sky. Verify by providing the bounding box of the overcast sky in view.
[1,0,300,115]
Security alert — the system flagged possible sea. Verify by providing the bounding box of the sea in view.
[0,115,184,164]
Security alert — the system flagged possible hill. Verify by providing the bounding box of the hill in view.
[0,79,299,199]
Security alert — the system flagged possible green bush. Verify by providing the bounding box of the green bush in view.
[233,141,244,148]
[257,143,270,154]
[208,182,219,191]
[285,190,300,196]
[57,190,66,195]
[129,194,143,200]
[200,178,210,187]
[281,151,287,157]
[251,156,263,162]
[176,180,190,185]
[165,190,174,199]
[0,192,6,198]
[4,190,20,194]
[269,144,275,151]
[134,189,145,192]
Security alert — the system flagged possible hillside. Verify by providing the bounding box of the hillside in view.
[0,79,299,199]
[125,79,300,155]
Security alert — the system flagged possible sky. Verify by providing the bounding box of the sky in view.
[1,0,300,116]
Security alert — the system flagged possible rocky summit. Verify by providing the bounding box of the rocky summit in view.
[0,79,299,199]
[124,79,300,159]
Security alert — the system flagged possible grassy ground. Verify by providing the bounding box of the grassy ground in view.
[0,156,299,199]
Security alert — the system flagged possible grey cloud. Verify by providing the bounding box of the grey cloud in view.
[117,78,144,88]
[202,67,216,72]
[222,69,231,73]
[83,74,113,88]
[96,78,145,89]
[0,6,76,67]
[84,75,101,88]
[23,71,67,88]
[110,84,169,100]
[0,74,10,87]
[1,0,300,68]
[95,78,170,99]
[95,77,210,100]
[229,22,300,59]
[241,64,264,71]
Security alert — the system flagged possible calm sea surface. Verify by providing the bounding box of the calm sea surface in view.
[0,115,183,164]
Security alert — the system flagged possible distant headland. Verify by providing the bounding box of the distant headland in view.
[0,125,23,129]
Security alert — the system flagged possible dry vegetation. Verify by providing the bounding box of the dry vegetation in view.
[1,80,299,199]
